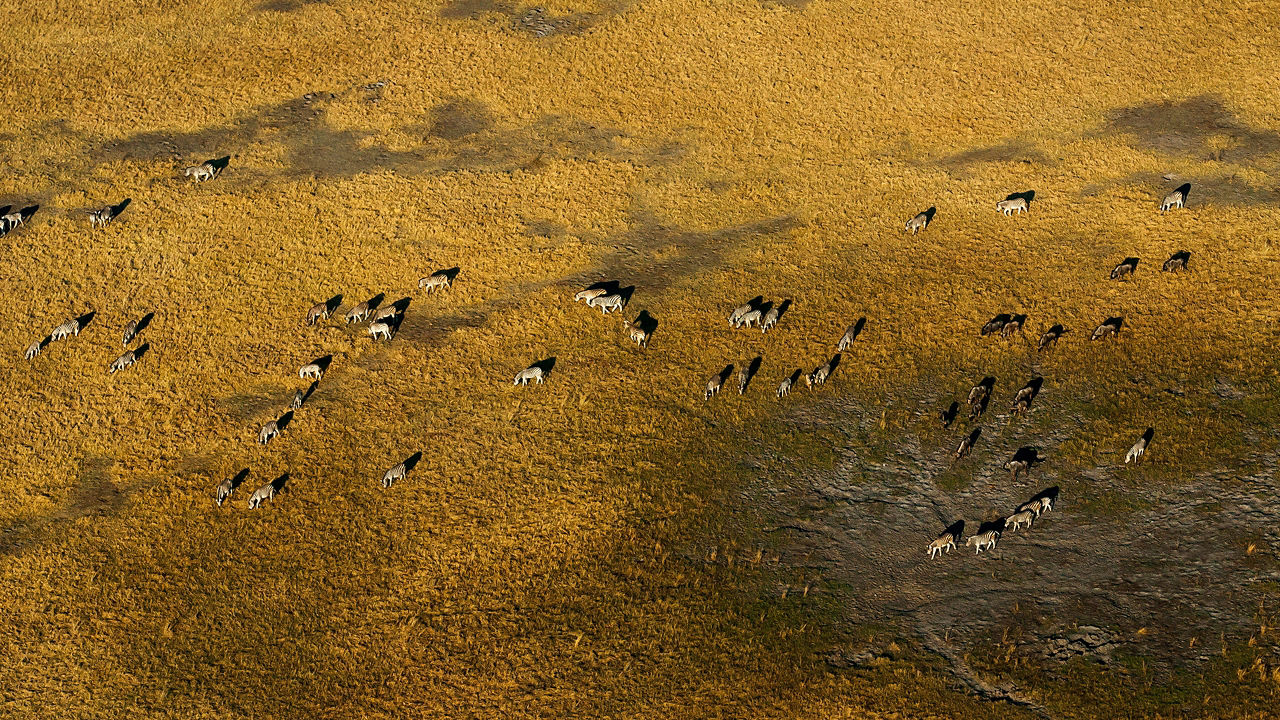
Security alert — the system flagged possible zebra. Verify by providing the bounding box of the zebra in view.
[1,211,23,229]
[371,306,399,324]
[121,318,141,346]
[1038,324,1067,351]
[108,350,137,374]
[1126,429,1152,464]
[733,308,763,329]
[1111,257,1138,281]
[705,372,724,400]
[368,321,394,341]
[728,300,757,326]
[905,210,931,234]
[299,363,324,381]
[345,302,373,324]
[967,382,990,407]
[23,340,41,360]
[419,271,454,293]
[382,462,407,488]
[807,361,832,388]
[1000,314,1025,338]
[184,163,216,182]
[954,434,975,460]
[514,365,546,386]
[574,287,608,304]
[996,197,1029,215]
[927,532,957,559]
[1005,510,1035,532]
[777,370,801,399]
[306,302,331,325]
[760,306,780,333]
[1160,186,1187,212]
[258,420,280,445]
[1090,317,1124,341]
[88,206,116,228]
[50,318,81,341]
[623,320,650,348]
[587,293,624,315]
[289,389,305,411]
[966,530,999,554]
[215,476,236,507]
[247,482,276,509]
[837,322,861,351]
[1162,252,1191,273]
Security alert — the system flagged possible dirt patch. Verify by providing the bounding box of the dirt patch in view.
[428,99,494,141]
[754,389,1280,706]
[1103,95,1280,163]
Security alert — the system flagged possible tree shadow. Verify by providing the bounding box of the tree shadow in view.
[1103,95,1280,163]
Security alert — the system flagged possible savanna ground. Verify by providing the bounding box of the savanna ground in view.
[1,0,1279,717]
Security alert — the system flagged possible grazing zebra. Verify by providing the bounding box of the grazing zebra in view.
[967,382,990,407]
[345,302,373,324]
[905,210,931,234]
[954,434,975,460]
[981,314,1009,336]
[996,197,1029,215]
[184,163,216,182]
[306,302,331,325]
[1160,186,1187,212]
[807,360,833,388]
[705,372,724,400]
[1038,324,1067,351]
[966,530,999,554]
[760,306,780,333]
[728,300,757,326]
[574,287,608,303]
[1126,430,1152,464]
[368,321,394,341]
[23,340,41,360]
[1011,397,1031,415]
[1005,457,1031,481]
[258,420,280,445]
[734,308,763,329]
[1000,314,1025,338]
[1090,317,1123,341]
[777,370,800,399]
[289,389,305,411]
[927,531,957,559]
[419,271,454,294]
[1005,510,1035,532]
[88,206,115,228]
[1111,257,1138,280]
[1162,252,1191,273]
[623,320,650,348]
[514,365,546,386]
[50,318,81,341]
[382,462,407,488]
[247,482,275,509]
[588,293,624,315]
[216,476,235,507]
[737,366,752,395]
[1012,381,1037,409]
[299,362,324,381]
[108,350,136,374]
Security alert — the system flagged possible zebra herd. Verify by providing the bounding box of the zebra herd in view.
[15,160,1191,535]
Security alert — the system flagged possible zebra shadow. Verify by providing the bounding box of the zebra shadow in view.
[109,198,131,221]
[1165,250,1191,269]
[529,356,557,374]
[1004,189,1036,205]
[940,400,960,428]
[309,354,334,374]
[363,293,386,312]
[772,298,793,321]
[826,352,842,376]
[1021,376,1044,402]
[617,285,636,308]
[739,355,762,393]
[301,380,319,404]
[964,426,982,450]
[207,155,232,173]
[921,206,937,224]
[18,204,39,223]
[269,472,289,494]
[582,279,621,295]
[133,342,151,360]
[844,316,866,342]
[1139,427,1155,445]
[1173,182,1192,203]
[785,367,803,387]
[275,410,295,433]
[228,467,250,493]
[390,296,413,314]
[323,294,344,315]
[632,309,658,335]
[977,517,1007,535]
[943,518,965,541]
[1027,485,1060,507]
[740,295,766,312]
[715,363,735,387]
[402,451,424,474]
[434,267,461,284]
[1100,317,1125,334]
[133,311,155,336]
[76,311,97,330]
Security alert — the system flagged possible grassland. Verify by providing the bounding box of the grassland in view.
[1,0,1279,717]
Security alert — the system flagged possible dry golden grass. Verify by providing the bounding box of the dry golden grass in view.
[1,0,1279,716]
